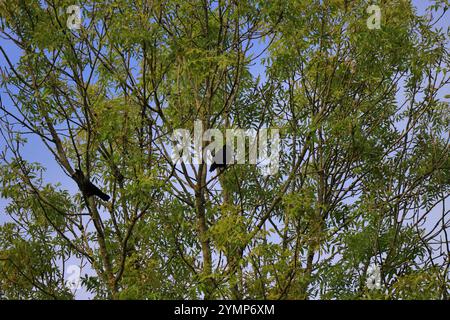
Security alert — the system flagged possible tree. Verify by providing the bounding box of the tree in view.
[0,0,449,299]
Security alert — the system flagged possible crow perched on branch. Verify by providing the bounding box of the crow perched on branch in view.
[209,145,232,172]
[71,169,110,201]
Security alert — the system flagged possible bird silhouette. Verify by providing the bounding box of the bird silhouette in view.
[209,145,232,172]
[72,169,110,201]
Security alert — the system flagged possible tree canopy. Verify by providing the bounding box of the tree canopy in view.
[0,0,449,299]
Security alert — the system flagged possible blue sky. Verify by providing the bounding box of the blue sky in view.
[0,0,448,299]
[1,1,445,195]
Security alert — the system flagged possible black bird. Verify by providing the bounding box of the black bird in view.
[209,145,232,172]
[72,169,110,201]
